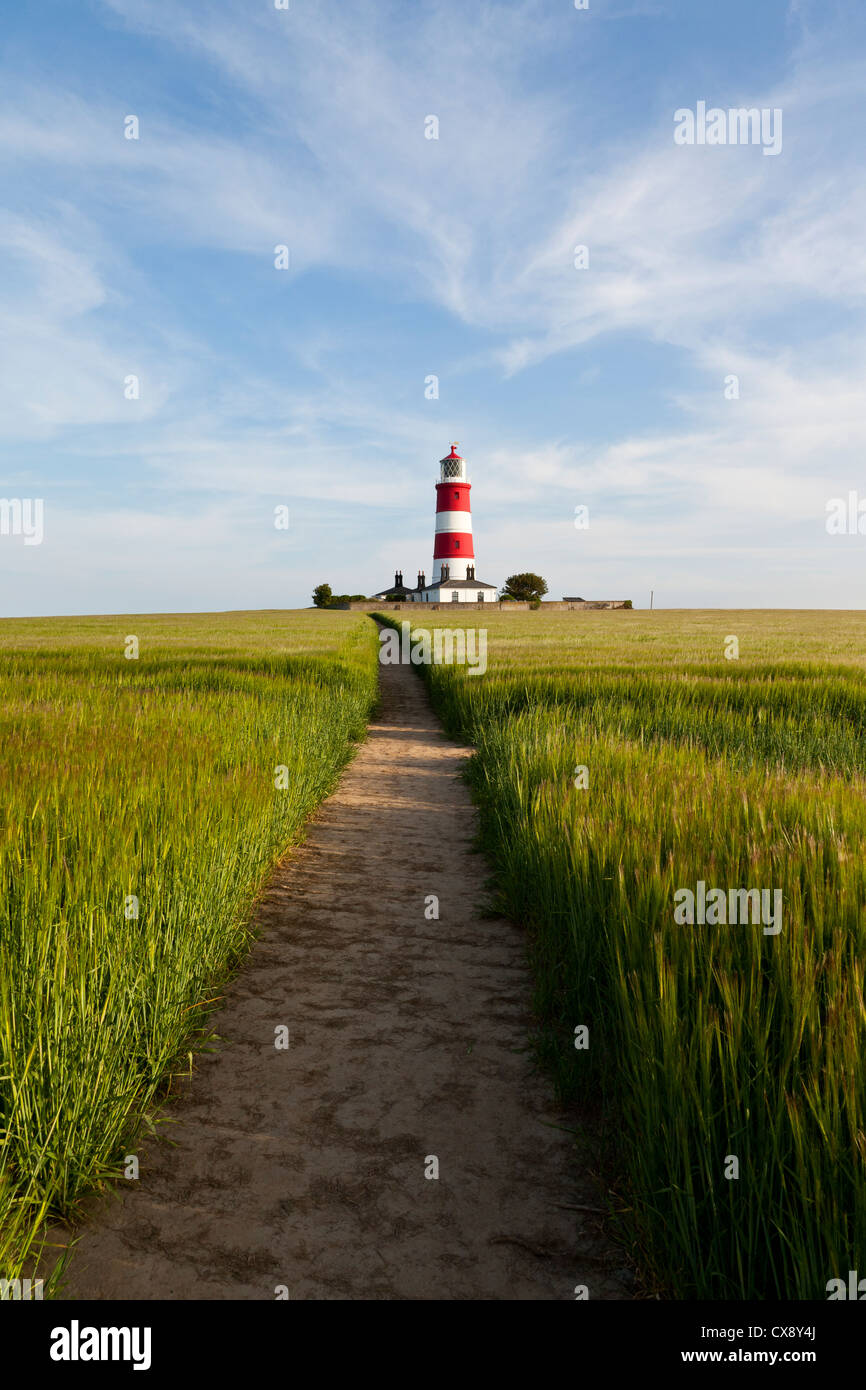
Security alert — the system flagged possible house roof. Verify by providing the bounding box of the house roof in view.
[424,577,498,591]
[372,576,499,597]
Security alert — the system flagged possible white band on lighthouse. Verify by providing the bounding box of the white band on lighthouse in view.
[435,512,472,534]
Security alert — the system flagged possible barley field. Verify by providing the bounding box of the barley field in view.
[380,608,866,1299]
[0,610,378,1287]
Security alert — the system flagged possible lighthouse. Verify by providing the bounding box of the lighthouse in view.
[417,443,498,602]
[433,442,473,582]
[370,442,499,604]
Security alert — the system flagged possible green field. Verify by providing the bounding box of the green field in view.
[379,608,866,1299]
[4,605,864,1301]
[0,610,378,1287]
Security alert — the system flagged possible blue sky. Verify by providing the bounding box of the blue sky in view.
[1,0,865,614]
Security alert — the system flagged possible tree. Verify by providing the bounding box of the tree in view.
[313,583,333,608]
[501,572,548,602]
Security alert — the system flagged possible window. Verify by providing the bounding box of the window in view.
[451,591,459,602]
[454,539,460,548]
[454,490,460,499]
[478,592,484,602]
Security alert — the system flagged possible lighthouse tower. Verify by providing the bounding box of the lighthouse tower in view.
[370,440,499,603]
[433,443,474,582]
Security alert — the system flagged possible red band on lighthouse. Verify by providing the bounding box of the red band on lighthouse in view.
[435,482,472,513]
[433,532,474,558]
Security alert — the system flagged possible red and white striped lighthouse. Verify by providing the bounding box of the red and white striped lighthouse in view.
[433,442,474,582]
[371,440,498,603]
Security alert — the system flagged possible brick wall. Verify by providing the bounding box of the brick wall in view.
[338,600,631,612]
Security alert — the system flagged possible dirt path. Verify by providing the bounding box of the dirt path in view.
[60,653,632,1300]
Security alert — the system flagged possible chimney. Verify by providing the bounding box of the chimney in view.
[394,570,400,588]
[420,570,426,588]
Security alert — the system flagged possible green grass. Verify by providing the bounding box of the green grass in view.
[377,609,866,1299]
[0,609,378,1290]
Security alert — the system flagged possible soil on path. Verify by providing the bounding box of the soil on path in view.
[60,654,632,1300]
